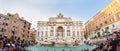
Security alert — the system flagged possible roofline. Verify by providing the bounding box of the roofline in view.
[85,0,113,25]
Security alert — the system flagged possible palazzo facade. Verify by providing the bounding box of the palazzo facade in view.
[37,13,84,42]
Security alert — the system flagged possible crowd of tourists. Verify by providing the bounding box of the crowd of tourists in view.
[0,32,120,51]
[0,34,36,51]
[90,32,120,51]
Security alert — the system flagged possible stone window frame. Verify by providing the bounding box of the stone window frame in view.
[73,31,75,37]
[41,31,43,37]
[77,31,79,37]
[96,26,98,29]
[100,23,102,27]
[104,21,108,24]
[112,24,115,28]
[50,30,53,36]
[45,31,48,37]
[67,30,70,36]
[51,26,54,29]
[110,18,113,22]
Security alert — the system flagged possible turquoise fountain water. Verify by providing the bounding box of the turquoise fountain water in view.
[26,45,96,51]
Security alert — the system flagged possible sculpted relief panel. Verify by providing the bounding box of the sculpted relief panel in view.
[56,19,64,22]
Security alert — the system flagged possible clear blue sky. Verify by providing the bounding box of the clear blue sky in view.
[0,0,112,29]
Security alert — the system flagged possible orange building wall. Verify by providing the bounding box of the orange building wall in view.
[1,13,31,40]
[84,0,120,36]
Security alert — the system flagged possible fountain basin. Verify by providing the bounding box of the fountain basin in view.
[26,45,96,51]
